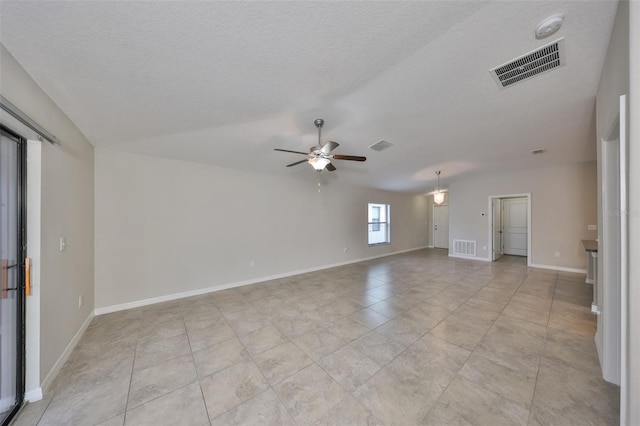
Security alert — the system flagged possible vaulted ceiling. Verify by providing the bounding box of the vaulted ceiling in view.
[0,1,617,192]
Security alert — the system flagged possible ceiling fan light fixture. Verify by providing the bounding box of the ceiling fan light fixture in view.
[309,157,330,171]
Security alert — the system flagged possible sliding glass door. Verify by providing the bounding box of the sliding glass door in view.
[0,126,25,425]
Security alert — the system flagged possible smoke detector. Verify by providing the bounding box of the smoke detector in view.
[535,15,564,39]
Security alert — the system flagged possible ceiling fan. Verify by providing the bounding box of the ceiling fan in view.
[274,119,366,172]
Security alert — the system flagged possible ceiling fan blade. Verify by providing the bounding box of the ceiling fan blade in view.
[320,141,339,154]
[274,148,309,155]
[332,155,367,162]
[326,162,336,171]
[286,159,309,167]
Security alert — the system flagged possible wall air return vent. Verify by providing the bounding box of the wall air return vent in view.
[369,140,394,152]
[453,239,476,257]
[490,38,565,89]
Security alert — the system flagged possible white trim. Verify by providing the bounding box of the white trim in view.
[528,263,587,274]
[426,245,434,248]
[95,246,429,315]
[600,118,624,386]
[25,140,42,402]
[487,193,532,267]
[619,93,628,423]
[444,256,585,273]
[40,312,94,395]
[448,253,491,262]
[24,387,43,403]
[595,330,603,370]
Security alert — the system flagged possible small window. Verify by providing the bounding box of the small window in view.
[368,203,390,245]
[371,206,381,231]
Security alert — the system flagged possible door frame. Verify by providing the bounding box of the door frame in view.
[600,133,621,386]
[487,193,531,266]
[492,198,502,261]
[597,94,627,402]
[0,125,26,426]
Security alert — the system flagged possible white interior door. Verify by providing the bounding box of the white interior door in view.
[433,205,449,249]
[502,198,527,256]
[492,198,502,261]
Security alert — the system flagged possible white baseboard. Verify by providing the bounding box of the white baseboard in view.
[595,330,603,370]
[95,246,429,315]
[443,255,587,274]
[40,312,94,396]
[448,253,491,262]
[24,387,43,403]
[528,263,587,274]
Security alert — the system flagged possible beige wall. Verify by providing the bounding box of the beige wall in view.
[94,148,428,309]
[1,45,95,389]
[448,162,597,270]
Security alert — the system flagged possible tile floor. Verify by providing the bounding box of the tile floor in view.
[13,249,619,425]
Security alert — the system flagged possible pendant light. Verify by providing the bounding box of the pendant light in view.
[434,171,445,205]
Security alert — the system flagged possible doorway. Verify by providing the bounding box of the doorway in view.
[489,194,530,264]
[502,198,528,256]
[0,126,26,426]
[433,204,449,249]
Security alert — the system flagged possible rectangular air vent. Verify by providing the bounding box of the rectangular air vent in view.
[490,38,565,89]
[453,239,476,257]
[369,140,394,152]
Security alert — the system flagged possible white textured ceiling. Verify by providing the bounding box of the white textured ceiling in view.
[0,1,617,192]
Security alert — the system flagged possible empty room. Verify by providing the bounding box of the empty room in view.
[1,1,638,425]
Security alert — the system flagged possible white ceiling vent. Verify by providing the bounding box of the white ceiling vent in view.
[369,140,394,152]
[490,38,565,89]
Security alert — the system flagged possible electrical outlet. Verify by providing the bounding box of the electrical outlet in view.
[250,260,255,268]
[554,251,560,258]
[59,237,66,251]
[78,295,83,308]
